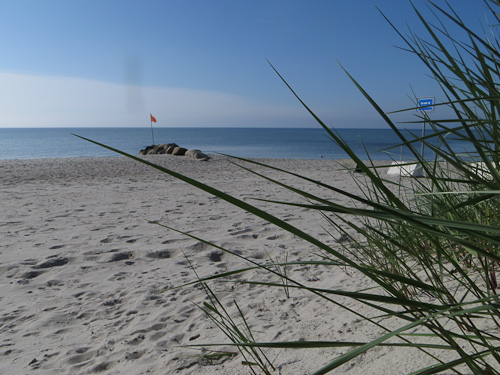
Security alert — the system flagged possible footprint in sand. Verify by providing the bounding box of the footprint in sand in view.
[146,250,173,259]
[108,252,133,262]
[20,270,45,279]
[227,228,251,236]
[126,334,145,345]
[125,350,145,360]
[67,348,94,364]
[33,257,69,269]
[208,251,223,262]
[49,244,65,250]
[187,241,211,251]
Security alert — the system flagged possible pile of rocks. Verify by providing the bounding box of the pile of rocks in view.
[139,143,210,161]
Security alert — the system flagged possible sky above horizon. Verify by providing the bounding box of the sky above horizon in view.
[0,0,492,128]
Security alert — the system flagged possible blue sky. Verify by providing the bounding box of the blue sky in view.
[0,0,491,128]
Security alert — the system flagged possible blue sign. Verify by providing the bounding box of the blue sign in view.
[418,97,435,112]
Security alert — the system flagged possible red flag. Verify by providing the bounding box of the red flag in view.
[150,114,157,123]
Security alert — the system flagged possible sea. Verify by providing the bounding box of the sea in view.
[0,127,479,161]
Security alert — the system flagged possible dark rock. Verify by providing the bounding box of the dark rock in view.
[172,147,187,156]
[139,145,156,155]
[154,144,167,154]
[185,149,210,161]
[140,143,208,160]
[165,143,179,154]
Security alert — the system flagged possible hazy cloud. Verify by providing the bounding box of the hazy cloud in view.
[0,72,312,128]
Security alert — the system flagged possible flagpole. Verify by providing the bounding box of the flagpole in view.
[150,114,155,145]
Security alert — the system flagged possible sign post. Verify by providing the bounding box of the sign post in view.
[417,97,435,158]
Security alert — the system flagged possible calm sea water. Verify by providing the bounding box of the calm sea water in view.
[0,127,478,161]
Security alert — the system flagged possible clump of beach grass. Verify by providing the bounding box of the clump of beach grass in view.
[76,0,500,373]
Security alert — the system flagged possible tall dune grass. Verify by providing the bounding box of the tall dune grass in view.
[77,1,500,373]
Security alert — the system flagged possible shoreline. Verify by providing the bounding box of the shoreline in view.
[0,155,378,185]
[0,154,364,162]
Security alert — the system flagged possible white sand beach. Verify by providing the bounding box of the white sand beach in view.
[0,155,448,374]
